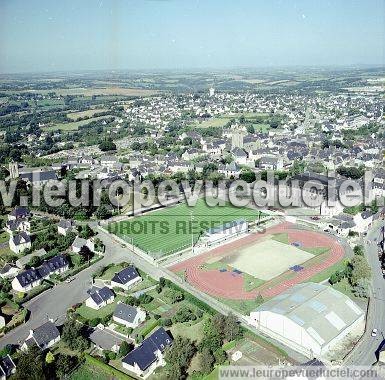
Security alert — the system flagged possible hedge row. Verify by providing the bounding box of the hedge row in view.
[140,319,159,338]
[16,283,52,304]
[62,256,103,280]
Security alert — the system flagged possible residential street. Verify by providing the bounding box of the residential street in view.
[0,231,129,349]
[344,220,385,366]
[0,227,306,362]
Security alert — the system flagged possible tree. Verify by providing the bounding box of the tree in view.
[138,293,153,304]
[166,364,183,380]
[79,245,94,264]
[131,141,141,151]
[55,354,78,379]
[352,278,370,298]
[164,336,196,379]
[290,160,305,176]
[202,163,218,178]
[353,245,364,256]
[214,348,227,365]
[119,341,132,357]
[336,166,364,180]
[163,288,184,304]
[239,170,256,183]
[173,306,196,323]
[62,319,90,351]
[199,348,215,374]
[199,318,222,353]
[78,224,94,239]
[99,137,116,151]
[246,125,254,134]
[350,255,371,286]
[223,314,241,341]
[45,351,55,364]
[13,346,46,380]
[95,205,112,219]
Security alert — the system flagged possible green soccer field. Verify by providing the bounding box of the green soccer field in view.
[109,199,263,257]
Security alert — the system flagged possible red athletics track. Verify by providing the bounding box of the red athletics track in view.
[170,222,345,300]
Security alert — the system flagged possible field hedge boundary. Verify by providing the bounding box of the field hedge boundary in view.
[84,354,134,380]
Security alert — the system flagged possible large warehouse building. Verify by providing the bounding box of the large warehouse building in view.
[249,283,364,358]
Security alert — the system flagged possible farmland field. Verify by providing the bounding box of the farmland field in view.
[67,108,107,120]
[46,115,114,131]
[109,199,262,256]
[20,86,159,97]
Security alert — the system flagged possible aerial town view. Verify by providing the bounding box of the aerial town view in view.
[0,1,384,379]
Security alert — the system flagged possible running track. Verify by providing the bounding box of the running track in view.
[170,222,345,300]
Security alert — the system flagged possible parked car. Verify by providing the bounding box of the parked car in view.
[371,329,378,337]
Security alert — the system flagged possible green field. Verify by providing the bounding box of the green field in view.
[110,199,263,257]
[46,115,113,131]
[69,363,111,380]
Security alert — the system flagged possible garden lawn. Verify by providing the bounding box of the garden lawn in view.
[99,263,127,281]
[110,199,263,256]
[69,362,112,380]
[169,317,207,344]
[217,296,265,315]
[305,259,347,284]
[77,295,124,320]
[0,231,10,244]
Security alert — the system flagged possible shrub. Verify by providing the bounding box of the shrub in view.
[161,318,173,327]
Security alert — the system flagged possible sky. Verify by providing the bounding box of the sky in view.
[0,0,384,73]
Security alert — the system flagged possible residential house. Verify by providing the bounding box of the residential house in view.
[4,219,30,235]
[8,207,30,221]
[0,264,19,280]
[22,321,60,351]
[218,162,241,178]
[72,236,95,253]
[12,255,69,292]
[19,170,57,187]
[232,147,248,165]
[89,327,124,353]
[9,232,31,254]
[110,266,141,291]
[113,302,146,328]
[57,219,75,236]
[122,327,173,378]
[85,286,115,310]
[259,156,284,171]
[353,210,374,234]
[100,155,118,169]
[0,355,16,380]
[12,269,41,292]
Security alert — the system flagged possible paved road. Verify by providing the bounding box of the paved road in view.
[0,233,129,349]
[344,220,385,366]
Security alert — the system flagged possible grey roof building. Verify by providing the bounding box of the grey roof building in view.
[122,327,173,373]
[113,303,139,324]
[250,283,365,358]
[111,266,140,286]
[88,286,114,306]
[23,321,60,350]
[0,355,16,378]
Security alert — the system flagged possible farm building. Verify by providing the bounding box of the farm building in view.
[249,283,364,358]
